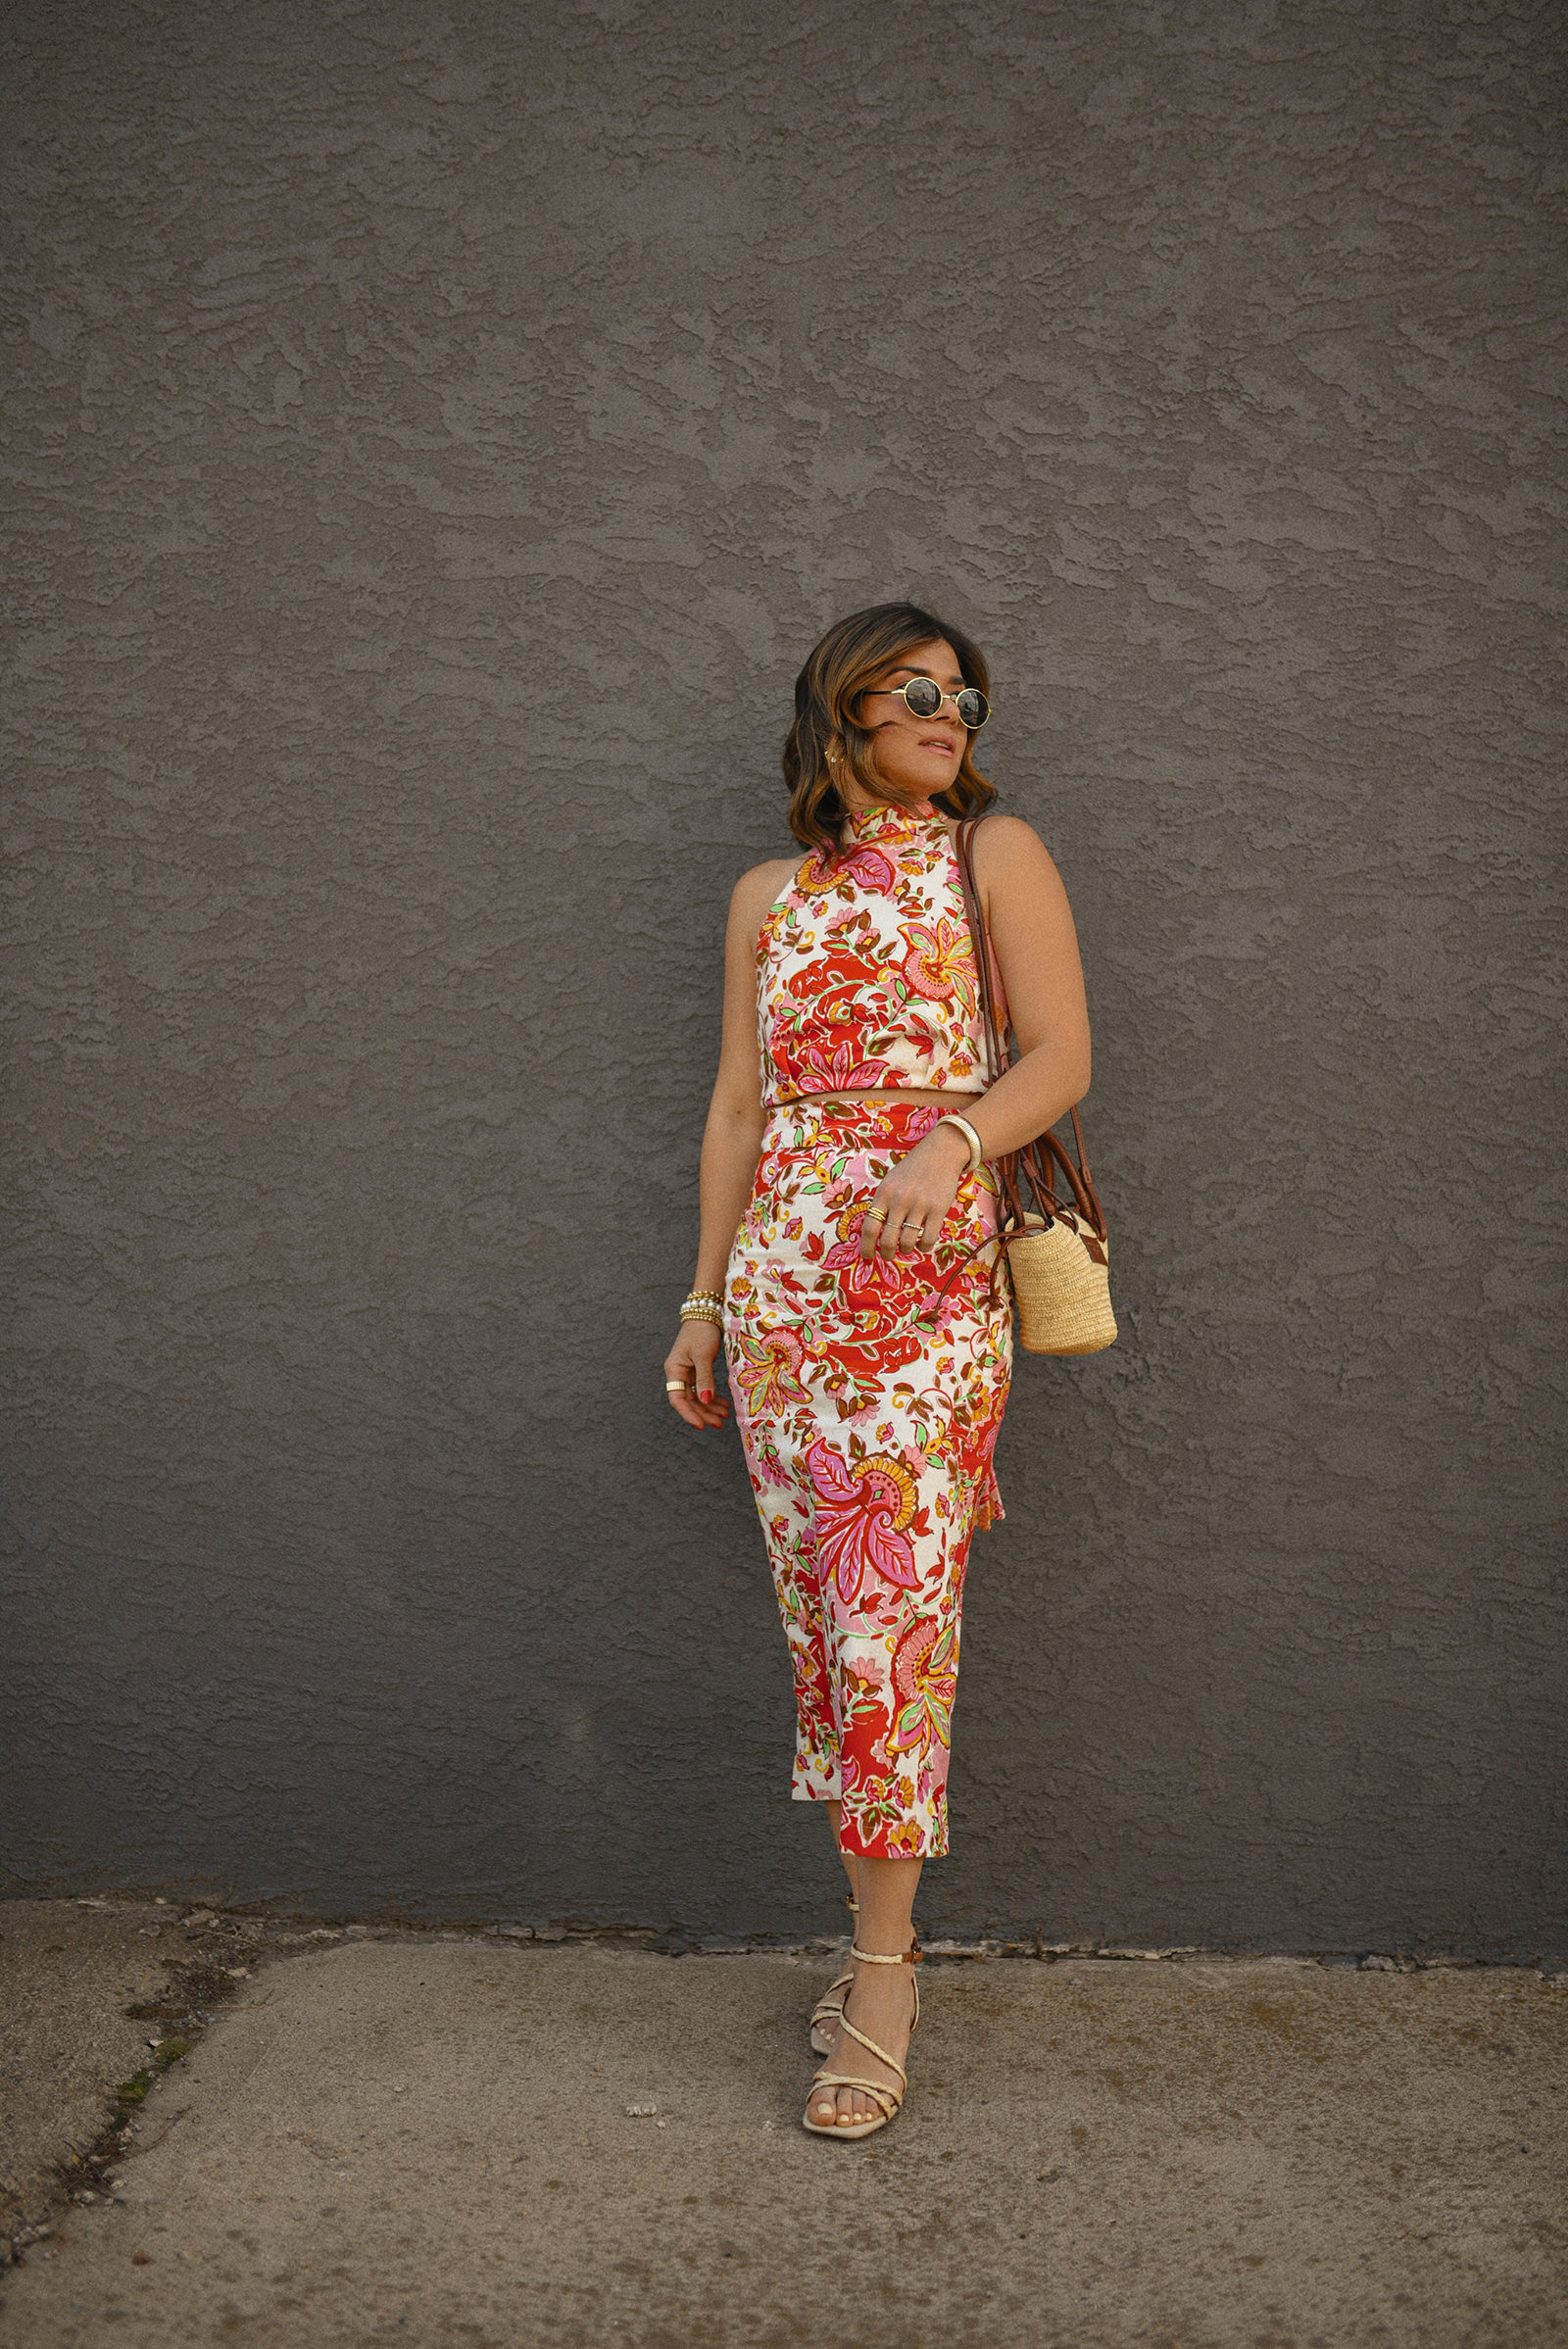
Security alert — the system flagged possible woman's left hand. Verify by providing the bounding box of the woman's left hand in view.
[859,1121,973,1262]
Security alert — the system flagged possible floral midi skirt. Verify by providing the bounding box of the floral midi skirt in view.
[724,1096,1013,1859]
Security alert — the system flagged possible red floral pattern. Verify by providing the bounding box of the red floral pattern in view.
[890,1614,958,1761]
[726,804,1017,1858]
[726,1088,1011,1859]
[757,803,994,1106]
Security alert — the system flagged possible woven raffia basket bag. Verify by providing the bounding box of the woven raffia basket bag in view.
[951,816,1117,1358]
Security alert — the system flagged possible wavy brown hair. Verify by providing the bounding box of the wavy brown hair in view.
[782,602,998,852]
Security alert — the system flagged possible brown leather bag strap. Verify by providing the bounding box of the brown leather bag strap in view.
[953,812,1107,1245]
[1037,1126,1104,1236]
[954,815,1005,1088]
[956,814,1044,1244]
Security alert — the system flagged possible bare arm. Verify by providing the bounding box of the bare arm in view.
[859,814,1092,1261]
[664,857,795,1428]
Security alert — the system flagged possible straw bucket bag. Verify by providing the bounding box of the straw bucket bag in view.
[936,815,1117,1358]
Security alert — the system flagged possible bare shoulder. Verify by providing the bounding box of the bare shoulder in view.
[967,810,1053,863]
[968,811,1063,885]
[730,852,807,932]
[735,851,805,897]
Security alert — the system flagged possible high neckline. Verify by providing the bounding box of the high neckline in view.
[842,798,945,843]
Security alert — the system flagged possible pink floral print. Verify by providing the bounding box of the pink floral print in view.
[805,1438,923,1605]
[726,1088,1011,1859]
[757,803,994,1107]
[725,803,1015,1859]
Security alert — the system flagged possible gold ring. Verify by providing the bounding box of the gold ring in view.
[864,1207,889,1222]
[664,1381,690,1393]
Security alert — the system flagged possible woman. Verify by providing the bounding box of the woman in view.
[664,603,1091,2138]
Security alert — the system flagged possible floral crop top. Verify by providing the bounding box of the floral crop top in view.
[756,801,995,1109]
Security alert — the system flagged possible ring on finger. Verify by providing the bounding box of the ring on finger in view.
[664,1380,691,1393]
[864,1206,889,1223]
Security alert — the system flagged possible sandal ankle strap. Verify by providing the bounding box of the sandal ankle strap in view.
[850,1936,921,1965]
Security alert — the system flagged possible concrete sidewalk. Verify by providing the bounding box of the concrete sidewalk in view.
[2,1902,1565,2346]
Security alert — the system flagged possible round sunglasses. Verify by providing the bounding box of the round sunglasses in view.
[869,677,991,729]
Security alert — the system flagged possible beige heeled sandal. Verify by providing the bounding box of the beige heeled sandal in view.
[808,1897,858,2057]
[803,1938,920,2141]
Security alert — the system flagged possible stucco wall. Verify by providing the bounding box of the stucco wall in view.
[5,0,1564,1947]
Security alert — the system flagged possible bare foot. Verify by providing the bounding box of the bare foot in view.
[807,1957,916,2130]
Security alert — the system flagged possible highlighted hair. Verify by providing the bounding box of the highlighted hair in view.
[782,602,997,852]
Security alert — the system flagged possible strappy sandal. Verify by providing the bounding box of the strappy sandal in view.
[808,1897,858,2056]
[803,1938,920,2141]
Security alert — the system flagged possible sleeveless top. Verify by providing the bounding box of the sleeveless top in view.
[756,800,994,1110]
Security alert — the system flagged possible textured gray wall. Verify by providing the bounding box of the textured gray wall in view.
[5,0,1564,1949]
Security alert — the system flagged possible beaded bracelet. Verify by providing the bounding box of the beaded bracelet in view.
[679,1290,725,1327]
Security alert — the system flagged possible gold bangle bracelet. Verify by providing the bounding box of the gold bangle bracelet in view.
[939,1113,985,1173]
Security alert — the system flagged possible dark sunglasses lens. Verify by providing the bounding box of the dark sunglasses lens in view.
[902,678,945,717]
[955,689,990,728]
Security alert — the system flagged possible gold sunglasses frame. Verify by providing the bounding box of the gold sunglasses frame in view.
[867,678,992,729]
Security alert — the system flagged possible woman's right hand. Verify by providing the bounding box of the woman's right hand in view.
[664,1320,730,1431]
